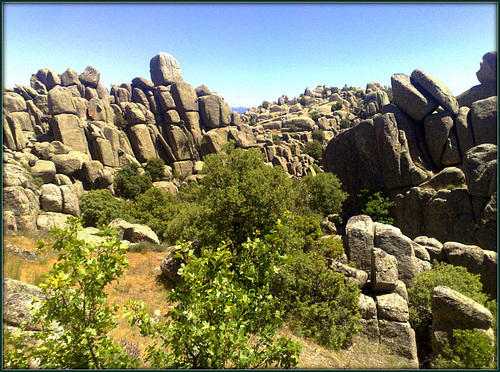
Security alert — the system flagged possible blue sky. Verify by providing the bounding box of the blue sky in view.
[3,3,497,107]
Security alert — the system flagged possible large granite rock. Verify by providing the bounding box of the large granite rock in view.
[462,144,497,198]
[476,51,497,84]
[109,218,160,245]
[371,248,399,292]
[170,82,197,112]
[470,96,497,146]
[79,66,100,87]
[128,124,157,162]
[423,111,454,169]
[410,69,459,115]
[198,94,232,129]
[345,215,375,272]
[150,52,183,86]
[51,114,90,155]
[48,86,77,115]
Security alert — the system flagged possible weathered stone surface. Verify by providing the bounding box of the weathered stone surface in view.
[61,68,80,86]
[83,160,104,187]
[455,106,475,157]
[410,69,459,115]
[3,92,27,113]
[3,163,37,189]
[124,102,146,124]
[132,77,154,91]
[424,111,454,169]
[3,186,39,231]
[376,293,409,322]
[60,184,80,216]
[3,277,44,329]
[40,183,63,212]
[378,319,418,366]
[132,88,150,110]
[166,125,194,160]
[359,293,377,319]
[172,160,193,177]
[160,250,183,283]
[36,68,61,90]
[470,96,497,146]
[202,130,226,154]
[79,66,100,87]
[153,181,178,195]
[456,82,497,108]
[234,123,256,148]
[4,114,26,150]
[329,259,369,289]
[36,140,70,160]
[4,244,41,261]
[51,114,90,155]
[373,113,428,190]
[441,131,462,166]
[476,51,497,84]
[94,137,115,167]
[364,89,391,117]
[431,286,492,330]
[170,82,197,112]
[463,144,497,198]
[6,112,33,132]
[424,189,476,244]
[371,248,399,292]
[150,52,183,86]
[345,215,375,272]
[179,111,203,144]
[419,167,466,190]
[412,241,431,261]
[164,109,181,123]
[284,116,316,131]
[195,84,211,97]
[374,223,419,285]
[128,124,157,162]
[47,86,77,115]
[198,94,231,128]
[51,152,88,176]
[37,211,71,231]
[109,218,160,245]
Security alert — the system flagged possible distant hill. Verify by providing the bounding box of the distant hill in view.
[231,106,249,114]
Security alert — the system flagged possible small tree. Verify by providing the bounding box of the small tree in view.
[312,129,325,143]
[303,172,348,216]
[126,235,302,369]
[144,157,165,182]
[309,111,321,123]
[303,140,323,161]
[79,189,130,227]
[114,163,152,199]
[4,218,138,369]
[340,118,351,129]
[357,189,395,224]
[261,100,270,109]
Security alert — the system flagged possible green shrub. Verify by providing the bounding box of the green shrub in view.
[408,261,494,366]
[312,129,325,142]
[303,140,323,161]
[437,329,496,369]
[357,189,395,224]
[126,234,302,369]
[144,157,165,182]
[288,123,298,132]
[271,250,361,349]
[309,111,321,123]
[299,96,307,106]
[340,118,351,129]
[114,163,152,199]
[272,134,282,145]
[383,86,393,102]
[261,100,270,109]
[79,189,130,227]
[331,101,343,111]
[303,172,348,216]
[4,218,139,369]
[249,119,256,126]
[128,187,182,243]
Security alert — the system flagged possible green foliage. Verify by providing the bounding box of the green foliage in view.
[6,218,138,369]
[383,86,393,102]
[33,177,44,188]
[126,235,302,369]
[79,189,130,227]
[299,96,307,106]
[144,157,165,182]
[340,118,351,129]
[312,129,325,142]
[261,100,270,109]
[437,329,496,369]
[357,189,395,224]
[271,250,361,349]
[128,187,182,243]
[331,101,343,111]
[288,123,299,132]
[114,163,152,199]
[309,110,321,123]
[303,139,323,161]
[249,119,256,126]
[272,134,283,145]
[178,147,295,248]
[303,172,348,216]
[408,261,493,366]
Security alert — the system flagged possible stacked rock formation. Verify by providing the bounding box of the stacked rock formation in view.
[323,52,497,251]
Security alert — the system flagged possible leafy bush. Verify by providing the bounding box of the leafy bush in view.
[144,157,165,181]
[408,261,494,366]
[357,189,395,224]
[114,163,152,199]
[261,100,270,109]
[299,96,307,106]
[331,101,343,111]
[383,86,393,102]
[271,250,361,349]
[340,118,351,128]
[436,329,496,369]
[303,172,348,216]
[309,110,321,123]
[312,129,325,142]
[126,235,302,369]
[79,189,130,227]
[179,147,294,248]
[249,119,256,126]
[288,123,299,132]
[272,134,282,145]
[4,218,139,369]
[303,140,323,161]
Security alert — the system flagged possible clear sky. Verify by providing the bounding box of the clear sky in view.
[3,2,497,108]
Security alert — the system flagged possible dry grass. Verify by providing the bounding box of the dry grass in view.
[2,232,415,369]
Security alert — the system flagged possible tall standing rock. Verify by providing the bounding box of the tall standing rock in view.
[476,51,497,84]
[150,52,183,86]
[410,69,459,115]
[51,114,90,155]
